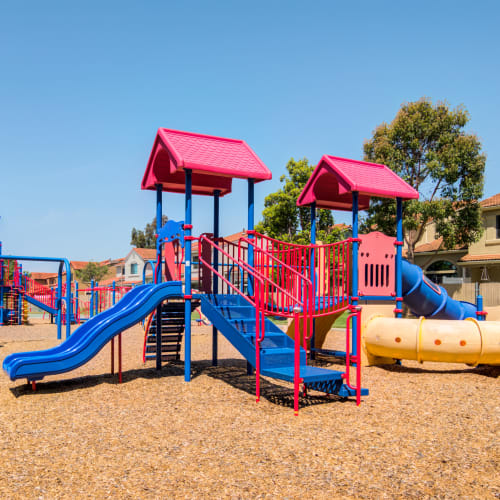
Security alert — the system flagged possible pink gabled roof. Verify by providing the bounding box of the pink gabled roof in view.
[297,155,419,211]
[141,128,272,196]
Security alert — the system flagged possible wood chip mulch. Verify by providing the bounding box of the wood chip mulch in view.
[0,321,498,499]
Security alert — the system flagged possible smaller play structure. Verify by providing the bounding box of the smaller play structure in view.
[3,128,500,415]
[0,247,73,339]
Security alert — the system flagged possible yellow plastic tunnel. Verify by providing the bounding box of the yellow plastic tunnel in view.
[364,316,500,366]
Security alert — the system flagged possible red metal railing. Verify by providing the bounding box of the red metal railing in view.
[198,234,311,408]
[344,307,362,406]
[22,275,56,310]
[243,231,351,318]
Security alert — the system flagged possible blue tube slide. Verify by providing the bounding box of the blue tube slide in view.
[3,281,182,382]
[402,260,476,320]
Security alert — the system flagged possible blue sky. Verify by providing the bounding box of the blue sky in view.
[1,1,499,272]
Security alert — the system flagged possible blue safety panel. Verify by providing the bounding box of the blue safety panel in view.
[3,281,182,381]
[200,293,362,398]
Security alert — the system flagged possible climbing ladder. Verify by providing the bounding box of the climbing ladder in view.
[143,299,200,363]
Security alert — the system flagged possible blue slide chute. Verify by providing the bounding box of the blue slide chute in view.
[402,260,476,320]
[3,281,182,382]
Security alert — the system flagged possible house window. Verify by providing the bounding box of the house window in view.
[131,263,138,275]
[425,260,458,284]
[496,215,500,239]
[116,267,122,276]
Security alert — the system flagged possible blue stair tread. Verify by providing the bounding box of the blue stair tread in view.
[261,365,344,383]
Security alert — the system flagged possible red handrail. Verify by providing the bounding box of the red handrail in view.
[198,234,312,406]
[344,307,362,406]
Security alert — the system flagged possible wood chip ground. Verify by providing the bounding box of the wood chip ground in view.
[0,320,498,499]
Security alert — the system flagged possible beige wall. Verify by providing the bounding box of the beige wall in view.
[468,207,500,255]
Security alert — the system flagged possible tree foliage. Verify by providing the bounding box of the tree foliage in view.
[130,215,168,249]
[74,262,109,283]
[362,98,485,262]
[256,158,346,244]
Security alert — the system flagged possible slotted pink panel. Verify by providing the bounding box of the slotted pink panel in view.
[358,232,396,297]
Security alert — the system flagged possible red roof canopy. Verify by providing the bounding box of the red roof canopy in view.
[141,128,272,196]
[297,155,419,211]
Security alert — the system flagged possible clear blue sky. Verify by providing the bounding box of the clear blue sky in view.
[1,1,499,272]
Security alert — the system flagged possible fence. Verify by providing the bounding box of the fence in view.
[442,282,500,307]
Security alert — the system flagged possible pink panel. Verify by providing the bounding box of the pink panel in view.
[358,232,396,297]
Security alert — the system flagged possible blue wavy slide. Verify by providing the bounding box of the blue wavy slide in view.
[3,281,182,382]
[402,260,476,320]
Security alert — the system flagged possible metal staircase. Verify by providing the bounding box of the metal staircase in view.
[143,300,200,363]
[200,294,366,399]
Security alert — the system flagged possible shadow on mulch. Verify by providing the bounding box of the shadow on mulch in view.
[376,363,500,378]
[193,358,350,410]
[10,358,353,410]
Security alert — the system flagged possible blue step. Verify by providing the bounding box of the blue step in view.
[199,293,367,399]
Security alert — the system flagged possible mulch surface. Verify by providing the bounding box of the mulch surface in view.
[0,321,498,499]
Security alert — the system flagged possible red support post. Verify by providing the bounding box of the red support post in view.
[111,337,115,375]
[118,333,122,384]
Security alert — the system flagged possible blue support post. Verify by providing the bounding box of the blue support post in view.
[395,198,403,319]
[56,263,63,340]
[247,179,254,296]
[156,184,163,371]
[310,202,316,360]
[90,279,94,319]
[18,264,23,324]
[351,192,359,357]
[212,189,220,366]
[94,281,99,316]
[476,294,484,321]
[75,281,79,322]
[247,179,255,376]
[112,280,116,306]
[184,170,193,382]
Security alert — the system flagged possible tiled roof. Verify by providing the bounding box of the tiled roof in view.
[31,272,58,280]
[132,248,157,261]
[480,193,500,208]
[70,261,90,270]
[460,253,500,262]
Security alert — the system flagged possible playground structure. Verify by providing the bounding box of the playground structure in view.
[0,249,73,339]
[3,128,500,415]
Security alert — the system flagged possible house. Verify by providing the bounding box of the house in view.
[31,272,58,287]
[409,193,500,287]
[123,248,156,283]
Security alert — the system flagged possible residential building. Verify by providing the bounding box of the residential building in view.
[409,194,500,286]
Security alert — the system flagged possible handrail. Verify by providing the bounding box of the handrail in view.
[198,235,268,403]
[344,307,362,406]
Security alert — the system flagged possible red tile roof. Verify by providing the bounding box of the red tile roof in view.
[480,193,500,208]
[70,261,90,270]
[132,248,157,261]
[31,272,58,280]
[460,253,500,262]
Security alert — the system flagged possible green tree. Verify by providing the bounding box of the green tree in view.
[362,98,485,262]
[256,158,345,244]
[75,262,109,283]
[130,215,168,249]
